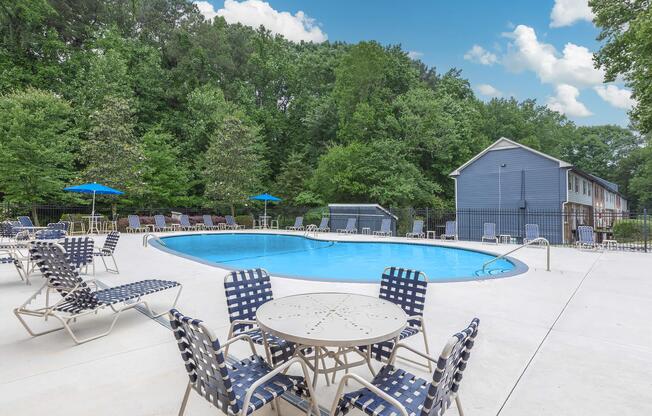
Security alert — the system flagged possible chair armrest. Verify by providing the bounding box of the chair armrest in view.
[217,333,257,356]
[329,373,410,416]
[388,342,438,367]
[227,319,258,338]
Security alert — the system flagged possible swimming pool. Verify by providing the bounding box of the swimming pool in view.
[154,233,526,283]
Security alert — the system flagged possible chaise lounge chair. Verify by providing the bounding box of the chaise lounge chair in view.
[576,225,600,250]
[153,214,173,232]
[332,318,480,416]
[286,216,305,231]
[337,218,357,234]
[406,219,425,238]
[1,247,28,284]
[126,215,147,233]
[373,218,393,236]
[441,220,458,240]
[201,214,220,230]
[179,214,198,231]
[94,231,120,273]
[482,222,498,244]
[14,241,182,345]
[225,215,244,230]
[316,217,330,232]
[523,223,540,244]
[169,308,319,416]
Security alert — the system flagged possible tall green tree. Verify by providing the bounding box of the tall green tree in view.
[0,89,76,221]
[203,116,267,215]
[275,151,311,204]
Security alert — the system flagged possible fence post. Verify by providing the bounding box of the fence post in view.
[644,208,648,253]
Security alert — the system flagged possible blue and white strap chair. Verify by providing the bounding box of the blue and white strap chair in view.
[202,214,220,230]
[224,268,304,366]
[361,267,432,371]
[406,220,425,238]
[332,318,480,416]
[179,214,198,231]
[154,214,173,232]
[337,218,357,234]
[576,225,599,250]
[286,216,305,231]
[225,215,244,230]
[18,216,35,228]
[523,224,540,244]
[1,247,28,284]
[169,309,319,416]
[373,218,392,237]
[126,215,147,233]
[317,217,330,232]
[35,229,66,240]
[13,241,182,345]
[441,221,457,240]
[94,231,120,273]
[61,236,95,275]
[481,223,498,244]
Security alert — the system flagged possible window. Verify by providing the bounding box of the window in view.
[575,177,579,192]
[588,183,591,197]
[583,181,587,195]
[568,174,572,191]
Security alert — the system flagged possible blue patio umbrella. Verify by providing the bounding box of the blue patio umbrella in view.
[249,193,281,220]
[64,182,124,218]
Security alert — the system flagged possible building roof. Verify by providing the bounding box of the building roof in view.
[588,174,619,193]
[449,137,572,177]
[328,204,398,219]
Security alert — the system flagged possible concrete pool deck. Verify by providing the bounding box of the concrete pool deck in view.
[1,230,651,415]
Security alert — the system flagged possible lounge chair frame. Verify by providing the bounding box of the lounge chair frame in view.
[179,214,198,231]
[126,215,148,233]
[576,225,601,250]
[481,222,498,244]
[406,220,425,239]
[373,218,393,237]
[316,217,330,232]
[337,218,357,234]
[14,242,182,345]
[201,215,220,230]
[286,216,305,231]
[94,231,120,273]
[441,221,458,240]
[225,215,244,230]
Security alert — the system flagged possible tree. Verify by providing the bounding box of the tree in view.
[309,140,441,207]
[81,96,143,199]
[275,151,311,204]
[203,116,267,215]
[0,89,76,222]
[591,0,652,133]
[627,145,652,208]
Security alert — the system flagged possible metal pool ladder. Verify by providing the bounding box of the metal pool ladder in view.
[143,233,165,247]
[482,237,550,272]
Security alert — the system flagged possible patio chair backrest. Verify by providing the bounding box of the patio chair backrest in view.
[180,214,192,227]
[102,232,120,253]
[224,268,273,333]
[203,215,215,227]
[380,267,428,327]
[47,222,68,232]
[154,215,167,228]
[293,216,303,228]
[445,221,456,236]
[0,221,17,238]
[412,220,424,234]
[169,309,237,414]
[127,215,141,229]
[380,218,391,233]
[35,229,66,240]
[483,222,496,238]
[525,224,539,240]
[421,318,480,416]
[319,217,329,229]
[29,241,99,307]
[577,225,594,243]
[346,217,356,230]
[18,216,34,227]
[225,215,236,226]
[61,237,95,268]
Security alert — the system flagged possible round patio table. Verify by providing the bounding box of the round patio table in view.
[256,292,407,387]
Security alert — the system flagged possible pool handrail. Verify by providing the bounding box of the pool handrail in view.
[482,237,550,272]
[143,233,165,247]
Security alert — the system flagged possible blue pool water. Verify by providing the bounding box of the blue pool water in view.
[156,233,523,282]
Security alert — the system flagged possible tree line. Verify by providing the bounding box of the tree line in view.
[1,0,650,214]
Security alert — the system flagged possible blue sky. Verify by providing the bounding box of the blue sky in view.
[196,0,634,127]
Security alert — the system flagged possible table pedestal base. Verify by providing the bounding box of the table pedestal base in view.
[295,344,376,388]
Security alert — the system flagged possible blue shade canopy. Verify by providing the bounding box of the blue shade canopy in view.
[64,183,124,195]
[249,193,281,202]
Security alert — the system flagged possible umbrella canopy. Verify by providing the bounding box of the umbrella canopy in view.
[249,193,281,226]
[64,183,124,195]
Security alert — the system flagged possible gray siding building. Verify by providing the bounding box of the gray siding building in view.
[450,137,627,244]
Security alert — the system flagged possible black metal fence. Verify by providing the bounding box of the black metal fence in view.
[1,203,649,252]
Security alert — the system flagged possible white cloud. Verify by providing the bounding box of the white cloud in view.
[195,1,219,20]
[464,45,498,66]
[550,0,594,28]
[594,85,636,110]
[407,51,423,60]
[547,84,592,117]
[476,84,503,98]
[206,0,327,43]
[504,25,604,88]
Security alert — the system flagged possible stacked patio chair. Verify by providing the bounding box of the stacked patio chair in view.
[35,229,66,240]
[331,318,480,416]
[61,236,95,275]
[18,216,35,228]
[286,216,305,231]
[63,214,86,235]
[153,214,174,232]
[373,218,393,237]
[360,267,432,371]
[14,241,182,345]
[169,309,318,416]
[576,225,600,250]
[225,215,244,230]
[1,247,28,284]
[523,223,540,244]
[224,268,306,366]
[94,231,120,273]
[126,215,148,233]
[481,222,498,244]
[47,222,69,233]
[406,220,426,238]
[316,217,330,232]
[441,221,458,240]
[179,214,198,231]
[337,218,357,234]
[1,221,19,242]
[201,214,221,230]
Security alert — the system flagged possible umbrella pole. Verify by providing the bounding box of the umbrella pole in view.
[91,191,96,234]
[264,200,268,229]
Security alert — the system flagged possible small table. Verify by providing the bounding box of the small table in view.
[498,234,512,244]
[603,239,618,249]
[427,230,436,239]
[256,293,407,388]
[361,227,371,235]
[82,215,103,234]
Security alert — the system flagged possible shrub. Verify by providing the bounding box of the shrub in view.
[612,219,652,243]
[235,214,253,228]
